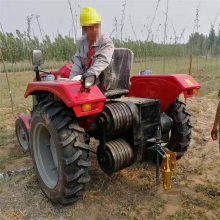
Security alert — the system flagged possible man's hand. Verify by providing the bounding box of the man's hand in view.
[81,70,95,81]
[211,126,218,141]
[71,75,82,81]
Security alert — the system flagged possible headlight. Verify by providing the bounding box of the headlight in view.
[82,74,96,89]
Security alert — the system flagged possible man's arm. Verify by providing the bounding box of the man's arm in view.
[70,49,83,79]
[85,38,114,78]
[213,102,220,127]
[211,101,220,140]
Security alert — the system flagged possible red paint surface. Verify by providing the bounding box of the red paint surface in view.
[52,64,72,79]
[19,114,31,131]
[129,74,201,112]
[87,47,95,68]
[25,81,106,117]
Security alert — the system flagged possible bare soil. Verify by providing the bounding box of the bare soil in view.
[0,96,220,220]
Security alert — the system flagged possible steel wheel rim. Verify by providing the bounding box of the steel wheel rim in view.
[162,130,172,148]
[17,123,29,151]
[33,122,58,189]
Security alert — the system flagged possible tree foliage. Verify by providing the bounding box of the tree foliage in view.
[0,30,76,62]
[1,27,220,62]
[188,27,220,55]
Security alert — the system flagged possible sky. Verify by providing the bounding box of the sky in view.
[0,0,220,43]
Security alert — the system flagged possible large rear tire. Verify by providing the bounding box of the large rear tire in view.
[165,99,192,159]
[30,100,90,204]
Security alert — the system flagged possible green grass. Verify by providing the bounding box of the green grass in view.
[0,56,219,111]
[0,71,33,110]
[0,60,67,73]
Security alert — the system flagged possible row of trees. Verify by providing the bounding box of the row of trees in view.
[0,27,220,62]
[188,27,220,55]
[0,30,76,62]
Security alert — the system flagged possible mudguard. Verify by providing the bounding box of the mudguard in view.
[25,80,106,117]
[129,74,201,112]
[52,64,72,79]
[19,114,31,132]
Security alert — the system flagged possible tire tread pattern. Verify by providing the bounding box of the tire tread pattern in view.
[30,100,90,205]
[166,99,192,159]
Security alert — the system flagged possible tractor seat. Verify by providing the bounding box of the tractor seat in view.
[100,48,134,99]
[104,89,129,98]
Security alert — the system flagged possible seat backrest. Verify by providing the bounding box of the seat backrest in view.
[111,48,134,90]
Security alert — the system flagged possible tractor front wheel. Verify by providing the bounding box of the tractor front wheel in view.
[30,101,90,204]
[15,117,29,153]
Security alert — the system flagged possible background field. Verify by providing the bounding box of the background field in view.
[1,0,220,218]
[0,56,220,219]
[1,55,220,110]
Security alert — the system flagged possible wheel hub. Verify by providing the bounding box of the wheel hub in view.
[17,124,29,151]
[33,122,58,189]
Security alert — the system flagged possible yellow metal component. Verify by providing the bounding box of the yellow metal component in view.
[184,78,193,86]
[165,150,177,171]
[160,150,177,191]
[80,7,101,27]
[161,154,171,190]
[193,88,199,96]
[81,103,92,112]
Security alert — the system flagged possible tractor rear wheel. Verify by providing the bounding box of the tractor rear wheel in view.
[165,99,192,159]
[30,100,90,204]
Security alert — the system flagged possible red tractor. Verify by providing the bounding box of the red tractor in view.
[15,49,200,204]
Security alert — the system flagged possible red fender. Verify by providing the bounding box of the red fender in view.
[19,114,31,132]
[24,81,106,120]
[129,74,201,112]
[51,64,72,79]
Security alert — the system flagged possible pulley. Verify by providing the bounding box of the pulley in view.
[100,102,133,134]
[97,138,134,174]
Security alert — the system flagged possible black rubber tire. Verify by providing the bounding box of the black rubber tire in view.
[165,99,192,159]
[15,117,29,153]
[30,100,90,205]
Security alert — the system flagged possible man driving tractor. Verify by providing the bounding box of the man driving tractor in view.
[70,7,114,91]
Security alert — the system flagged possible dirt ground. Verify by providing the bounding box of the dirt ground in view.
[0,95,220,220]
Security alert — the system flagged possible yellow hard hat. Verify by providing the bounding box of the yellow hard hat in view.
[80,7,101,27]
